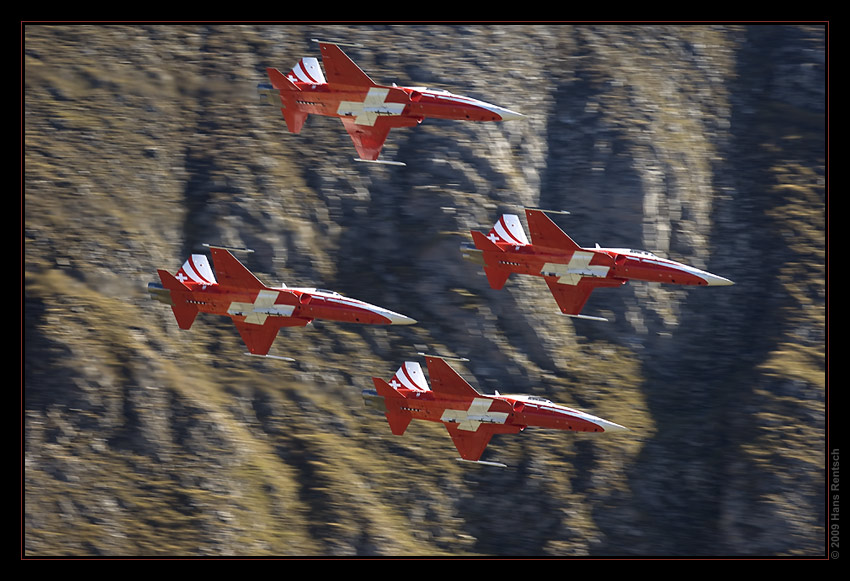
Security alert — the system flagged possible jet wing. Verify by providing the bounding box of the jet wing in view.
[445,422,523,462]
[340,114,421,161]
[341,118,391,161]
[545,277,597,316]
[445,423,496,462]
[545,277,626,318]
[233,318,311,356]
[234,321,280,356]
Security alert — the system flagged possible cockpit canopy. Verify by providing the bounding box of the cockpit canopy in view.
[600,246,660,259]
[288,287,344,297]
[507,394,553,404]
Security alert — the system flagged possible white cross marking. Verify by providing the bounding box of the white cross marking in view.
[390,379,401,389]
[337,88,406,126]
[541,252,610,285]
[228,290,293,324]
[176,272,188,282]
[488,233,500,243]
[441,398,509,432]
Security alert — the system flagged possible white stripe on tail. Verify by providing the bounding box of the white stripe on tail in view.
[389,362,430,392]
[176,254,217,286]
[488,214,529,246]
[289,57,326,85]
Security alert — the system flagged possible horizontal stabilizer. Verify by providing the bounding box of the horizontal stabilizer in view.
[282,108,309,134]
[372,377,405,399]
[371,378,414,435]
[471,230,504,253]
[385,411,413,436]
[157,268,189,292]
[170,302,199,330]
[266,67,300,91]
[157,270,199,329]
[484,266,511,290]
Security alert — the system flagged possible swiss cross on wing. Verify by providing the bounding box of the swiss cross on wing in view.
[337,87,406,126]
[227,290,294,325]
[441,398,509,432]
[542,251,610,286]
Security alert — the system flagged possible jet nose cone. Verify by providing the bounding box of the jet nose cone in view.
[497,107,525,121]
[598,419,629,433]
[392,314,417,325]
[387,312,417,325]
[704,273,735,286]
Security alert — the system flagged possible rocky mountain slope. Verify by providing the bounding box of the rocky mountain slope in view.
[24,24,826,557]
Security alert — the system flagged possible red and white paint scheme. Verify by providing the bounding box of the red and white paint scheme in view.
[365,356,627,466]
[149,246,415,356]
[258,41,523,163]
[463,209,734,321]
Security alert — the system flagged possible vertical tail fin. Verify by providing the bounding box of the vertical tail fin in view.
[176,254,217,286]
[389,361,430,392]
[487,214,529,246]
[287,57,326,85]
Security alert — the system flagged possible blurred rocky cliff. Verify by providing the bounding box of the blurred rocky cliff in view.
[24,24,826,556]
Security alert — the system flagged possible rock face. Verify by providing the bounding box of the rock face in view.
[24,24,825,556]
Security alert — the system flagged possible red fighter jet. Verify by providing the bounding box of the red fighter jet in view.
[148,245,416,357]
[258,40,524,164]
[462,209,734,321]
[365,355,627,466]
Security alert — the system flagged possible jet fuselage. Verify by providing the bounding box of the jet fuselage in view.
[473,243,734,287]
[150,280,415,327]
[367,388,626,434]
[150,248,415,356]
[277,82,522,125]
